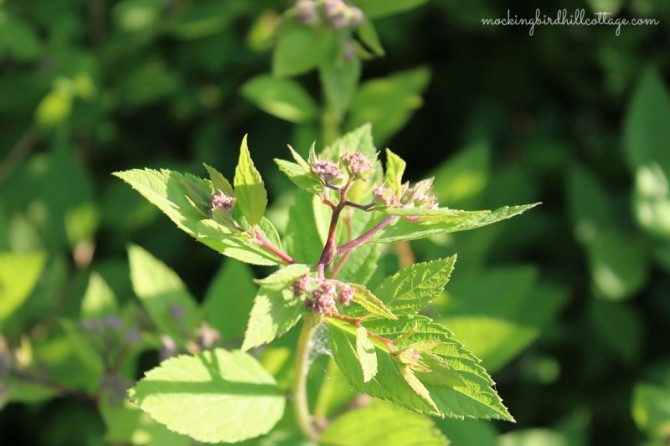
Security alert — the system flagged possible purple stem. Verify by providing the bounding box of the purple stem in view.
[335,215,398,257]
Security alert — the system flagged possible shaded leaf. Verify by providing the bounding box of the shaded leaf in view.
[242,286,303,351]
[128,245,199,345]
[319,401,448,446]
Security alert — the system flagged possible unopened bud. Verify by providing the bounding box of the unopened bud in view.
[311,159,345,186]
[210,191,236,212]
[295,0,319,26]
[293,274,311,298]
[342,152,373,179]
[373,185,400,207]
[306,280,337,314]
[338,283,354,305]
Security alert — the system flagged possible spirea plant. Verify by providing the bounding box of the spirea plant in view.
[114,125,538,444]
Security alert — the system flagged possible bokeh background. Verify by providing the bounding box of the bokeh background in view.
[1,0,670,445]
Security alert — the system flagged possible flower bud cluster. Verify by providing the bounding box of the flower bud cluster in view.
[310,151,375,187]
[210,190,236,213]
[295,0,364,30]
[342,151,374,180]
[293,275,355,314]
[373,178,439,210]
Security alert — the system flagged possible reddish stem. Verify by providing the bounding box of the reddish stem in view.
[254,229,296,264]
[335,215,398,257]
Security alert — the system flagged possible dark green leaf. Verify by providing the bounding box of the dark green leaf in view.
[319,56,361,121]
[242,74,318,123]
[354,0,429,18]
[273,27,334,77]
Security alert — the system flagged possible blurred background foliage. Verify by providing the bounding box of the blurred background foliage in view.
[1,0,670,445]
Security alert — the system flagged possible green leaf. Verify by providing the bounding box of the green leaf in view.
[112,168,280,263]
[81,273,118,319]
[346,68,431,145]
[350,284,397,319]
[242,74,318,123]
[194,218,283,265]
[587,229,648,301]
[319,56,361,121]
[254,264,311,290]
[633,163,670,240]
[319,401,448,446]
[353,0,429,17]
[100,398,191,446]
[323,123,376,160]
[632,382,670,441]
[374,257,456,315]
[284,191,328,264]
[354,18,384,56]
[128,245,199,345]
[273,27,333,77]
[242,286,304,351]
[0,252,46,324]
[384,149,406,195]
[129,349,285,443]
[203,163,234,196]
[567,165,614,244]
[590,300,643,363]
[430,142,490,207]
[60,319,104,374]
[624,66,670,172]
[274,158,323,195]
[328,316,513,421]
[234,136,267,226]
[203,260,257,343]
[374,203,539,243]
[355,326,378,383]
[441,316,539,373]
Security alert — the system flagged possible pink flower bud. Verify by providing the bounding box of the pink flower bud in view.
[210,191,236,212]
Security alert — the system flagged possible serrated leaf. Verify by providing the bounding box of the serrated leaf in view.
[319,401,448,446]
[350,284,396,319]
[374,257,456,315]
[241,75,318,123]
[385,149,406,195]
[128,245,199,345]
[234,136,267,226]
[114,168,281,265]
[356,326,378,383]
[203,260,257,343]
[113,168,210,235]
[242,286,303,351]
[253,264,311,290]
[129,349,285,443]
[275,159,323,195]
[203,163,234,196]
[0,252,46,323]
[328,316,513,421]
[374,203,539,243]
[81,273,118,318]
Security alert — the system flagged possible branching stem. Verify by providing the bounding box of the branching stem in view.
[335,215,398,257]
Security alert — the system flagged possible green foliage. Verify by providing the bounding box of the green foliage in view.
[3,0,667,445]
[129,349,285,443]
[319,401,448,445]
